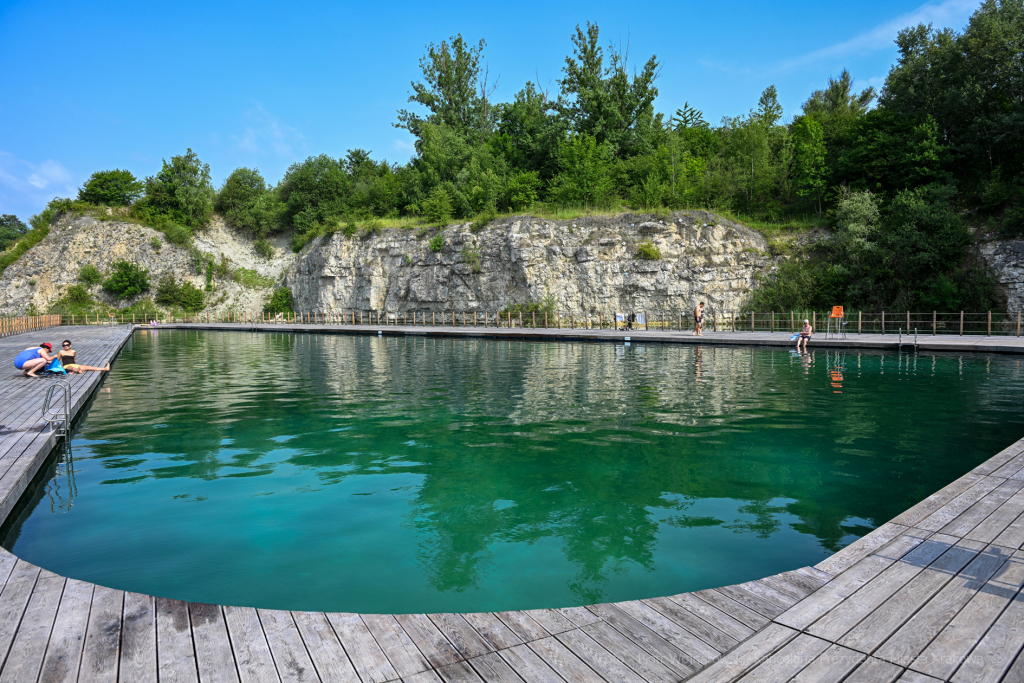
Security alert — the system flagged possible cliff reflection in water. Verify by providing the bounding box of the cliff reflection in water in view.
[8,330,1023,611]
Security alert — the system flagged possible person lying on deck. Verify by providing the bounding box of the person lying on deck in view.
[55,340,110,373]
[14,343,55,377]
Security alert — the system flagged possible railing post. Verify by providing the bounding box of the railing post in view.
[960,311,964,336]
[933,311,936,336]
[790,311,794,333]
[812,311,816,334]
[751,311,754,332]
[988,311,992,337]
[882,311,885,335]
[1018,311,1022,337]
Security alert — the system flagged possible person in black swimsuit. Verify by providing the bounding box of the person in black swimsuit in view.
[693,302,705,336]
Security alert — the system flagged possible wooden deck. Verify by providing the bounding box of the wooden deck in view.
[0,324,1021,681]
[155,322,1024,355]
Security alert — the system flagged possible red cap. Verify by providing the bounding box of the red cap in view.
[40,342,52,350]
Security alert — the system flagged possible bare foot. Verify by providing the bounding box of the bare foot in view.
[102,364,110,371]
[25,372,38,378]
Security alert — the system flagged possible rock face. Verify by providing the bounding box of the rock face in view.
[0,214,295,316]
[285,211,774,318]
[979,239,1024,312]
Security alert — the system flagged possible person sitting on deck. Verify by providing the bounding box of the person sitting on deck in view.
[797,319,813,350]
[56,340,109,373]
[14,343,55,378]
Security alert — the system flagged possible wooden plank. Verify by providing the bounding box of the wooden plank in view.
[349,613,418,681]
[837,541,983,654]
[553,608,600,628]
[495,644,565,683]
[464,653,524,683]
[0,571,64,683]
[395,614,461,669]
[917,479,1004,532]
[842,656,903,683]
[684,623,799,683]
[656,593,752,644]
[257,609,319,683]
[712,584,786,619]
[553,628,651,683]
[690,589,769,630]
[895,671,943,683]
[223,606,280,683]
[38,578,93,683]
[947,581,1024,682]
[806,534,957,641]
[78,586,123,683]
[189,603,240,683]
[493,613,549,644]
[120,592,157,683]
[461,612,523,651]
[156,597,198,683]
[615,598,734,656]
[401,671,443,683]
[876,546,1020,672]
[521,611,574,636]
[0,560,42,664]
[939,478,1024,538]
[790,643,866,683]
[527,636,604,683]
[816,523,912,575]
[583,621,687,682]
[435,660,485,683]
[588,602,712,670]
[292,611,359,683]
[966,487,1024,544]
[732,633,831,682]
[756,575,808,602]
[777,554,908,632]
[428,614,493,660]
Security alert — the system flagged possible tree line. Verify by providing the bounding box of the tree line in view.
[21,0,1024,312]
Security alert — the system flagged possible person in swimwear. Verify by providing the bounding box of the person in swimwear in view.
[57,341,109,373]
[692,302,705,336]
[14,343,55,377]
[797,318,812,350]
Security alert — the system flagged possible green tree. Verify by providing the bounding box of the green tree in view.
[396,35,493,140]
[78,169,144,206]
[216,167,282,237]
[135,149,214,231]
[277,155,350,232]
[792,117,828,215]
[557,22,663,158]
[550,134,615,206]
[0,215,28,251]
[102,261,150,299]
[264,287,294,315]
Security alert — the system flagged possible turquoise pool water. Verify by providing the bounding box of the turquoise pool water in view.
[3,330,1023,613]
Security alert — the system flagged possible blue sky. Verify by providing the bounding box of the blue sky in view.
[0,0,981,222]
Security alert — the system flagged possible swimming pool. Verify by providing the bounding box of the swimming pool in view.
[3,330,1023,613]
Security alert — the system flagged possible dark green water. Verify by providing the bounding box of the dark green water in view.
[3,330,1023,613]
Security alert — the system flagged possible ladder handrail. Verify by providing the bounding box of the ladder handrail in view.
[42,379,71,435]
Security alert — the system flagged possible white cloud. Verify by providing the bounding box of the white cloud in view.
[230,105,304,158]
[778,0,979,71]
[0,151,78,218]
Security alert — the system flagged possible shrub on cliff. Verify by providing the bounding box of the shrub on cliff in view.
[0,215,28,251]
[278,155,350,233]
[132,149,214,234]
[78,170,144,206]
[79,264,103,284]
[216,167,283,238]
[263,287,294,315]
[103,261,150,299]
[636,241,662,260]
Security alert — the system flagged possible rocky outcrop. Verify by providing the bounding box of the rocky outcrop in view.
[979,239,1024,312]
[285,211,775,317]
[0,214,295,316]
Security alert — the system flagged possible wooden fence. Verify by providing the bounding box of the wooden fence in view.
[0,315,63,338]
[59,309,1024,337]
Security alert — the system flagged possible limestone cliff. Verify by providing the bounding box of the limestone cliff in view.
[284,211,774,318]
[0,213,295,316]
[979,238,1024,312]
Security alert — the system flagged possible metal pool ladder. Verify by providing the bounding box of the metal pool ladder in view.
[898,327,919,353]
[42,379,71,436]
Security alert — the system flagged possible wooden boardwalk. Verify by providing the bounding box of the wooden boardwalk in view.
[0,324,1021,681]
[156,322,1024,355]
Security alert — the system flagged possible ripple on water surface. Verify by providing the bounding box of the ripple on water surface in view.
[3,330,1024,613]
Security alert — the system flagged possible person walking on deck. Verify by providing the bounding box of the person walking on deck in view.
[693,302,705,336]
[14,343,55,378]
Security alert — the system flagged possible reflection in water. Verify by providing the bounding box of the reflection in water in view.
[2,330,1024,613]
